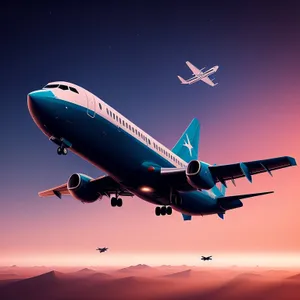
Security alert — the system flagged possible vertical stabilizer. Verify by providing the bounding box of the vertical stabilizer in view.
[172,118,200,162]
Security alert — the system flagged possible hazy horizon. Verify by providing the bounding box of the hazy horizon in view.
[2,252,300,268]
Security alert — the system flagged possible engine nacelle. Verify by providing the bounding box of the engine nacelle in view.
[67,173,100,203]
[186,160,215,190]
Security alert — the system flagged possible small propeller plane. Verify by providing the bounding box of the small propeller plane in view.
[201,256,212,261]
[178,61,219,86]
[96,247,108,253]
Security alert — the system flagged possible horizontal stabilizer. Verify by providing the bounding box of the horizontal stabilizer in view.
[177,75,188,84]
[218,191,274,202]
[182,213,192,221]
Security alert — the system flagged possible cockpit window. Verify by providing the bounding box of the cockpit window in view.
[70,87,79,94]
[59,85,69,90]
[44,84,59,89]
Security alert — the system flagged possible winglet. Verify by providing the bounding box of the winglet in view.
[182,214,192,221]
[287,156,297,166]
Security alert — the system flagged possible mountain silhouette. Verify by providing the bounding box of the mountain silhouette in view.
[163,269,192,279]
[286,273,300,280]
[118,264,152,272]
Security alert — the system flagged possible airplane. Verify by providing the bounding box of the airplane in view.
[27,81,297,221]
[201,256,212,261]
[96,247,108,253]
[177,61,219,86]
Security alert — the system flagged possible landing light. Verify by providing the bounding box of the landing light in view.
[140,186,153,193]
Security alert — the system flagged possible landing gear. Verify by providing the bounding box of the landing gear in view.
[111,197,117,207]
[166,206,172,215]
[155,206,172,216]
[111,197,123,207]
[57,146,68,155]
[50,136,71,156]
[116,198,123,207]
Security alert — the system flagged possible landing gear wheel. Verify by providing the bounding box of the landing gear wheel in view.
[166,206,172,215]
[160,206,166,216]
[62,147,68,155]
[57,147,63,155]
[116,198,123,207]
[155,207,161,216]
[111,197,117,207]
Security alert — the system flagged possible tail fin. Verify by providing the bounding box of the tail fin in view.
[172,118,200,162]
[218,191,274,203]
[177,75,188,84]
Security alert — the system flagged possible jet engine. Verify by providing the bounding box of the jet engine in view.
[186,160,215,190]
[67,173,100,203]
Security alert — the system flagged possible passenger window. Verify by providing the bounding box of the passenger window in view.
[113,113,115,119]
[129,125,131,130]
[123,120,125,126]
[126,123,128,128]
[70,87,79,94]
[59,84,68,90]
[116,115,118,122]
[99,103,102,110]
[119,118,122,124]
[110,111,112,117]
[138,132,140,137]
[106,108,109,115]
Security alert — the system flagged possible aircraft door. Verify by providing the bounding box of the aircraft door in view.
[86,93,96,118]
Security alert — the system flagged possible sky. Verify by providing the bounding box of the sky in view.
[1,0,300,267]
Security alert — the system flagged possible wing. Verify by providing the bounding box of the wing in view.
[200,76,215,86]
[186,61,203,75]
[161,156,296,189]
[38,183,69,198]
[209,156,297,185]
[38,175,134,198]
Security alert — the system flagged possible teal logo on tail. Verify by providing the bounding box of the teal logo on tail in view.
[172,118,200,162]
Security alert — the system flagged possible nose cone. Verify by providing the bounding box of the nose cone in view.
[27,89,56,131]
[27,90,55,117]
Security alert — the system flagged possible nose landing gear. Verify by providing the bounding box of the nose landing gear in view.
[57,146,68,155]
[50,136,72,156]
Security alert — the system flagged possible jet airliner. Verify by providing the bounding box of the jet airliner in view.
[178,61,219,86]
[27,82,297,221]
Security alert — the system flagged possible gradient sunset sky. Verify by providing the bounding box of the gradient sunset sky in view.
[1,1,300,267]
